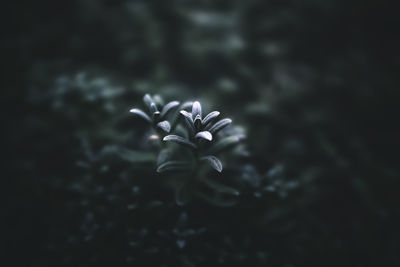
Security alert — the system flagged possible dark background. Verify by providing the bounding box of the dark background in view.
[4,0,400,266]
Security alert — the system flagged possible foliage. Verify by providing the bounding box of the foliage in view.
[129,95,244,206]
[5,0,400,266]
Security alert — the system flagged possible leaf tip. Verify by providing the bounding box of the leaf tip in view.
[157,121,171,133]
[195,131,213,141]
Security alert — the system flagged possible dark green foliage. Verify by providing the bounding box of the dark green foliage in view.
[131,97,244,205]
[130,94,179,134]
[5,0,400,266]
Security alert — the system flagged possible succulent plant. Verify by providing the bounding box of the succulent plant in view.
[159,101,234,173]
[158,101,246,205]
[130,94,180,134]
[128,95,245,205]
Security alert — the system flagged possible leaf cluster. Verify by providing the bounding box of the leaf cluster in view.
[130,94,245,205]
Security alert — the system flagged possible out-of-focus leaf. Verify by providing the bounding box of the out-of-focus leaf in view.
[175,124,189,139]
[161,101,180,118]
[117,148,155,163]
[208,118,232,134]
[195,131,213,141]
[201,178,240,196]
[195,191,237,207]
[163,135,196,149]
[157,148,174,166]
[157,120,171,133]
[207,136,240,155]
[157,161,191,173]
[200,155,222,172]
[202,111,220,126]
[180,101,193,111]
[153,94,164,107]
[175,182,191,206]
[267,164,284,178]
[192,101,202,118]
[143,94,153,109]
[130,108,151,122]
[150,102,158,114]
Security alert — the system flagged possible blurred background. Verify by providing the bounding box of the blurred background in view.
[4,0,400,266]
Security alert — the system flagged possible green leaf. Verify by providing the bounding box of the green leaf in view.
[207,135,240,155]
[156,120,171,133]
[130,108,151,122]
[195,131,213,141]
[153,94,164,107]
[192,101,202,119]
[194,114,202,130]
[143,94,153,109]
[202,111,220,126]
[180,110,195,134]
[157,148,173,166]
[200,178,240,196]
[208,118,232,134]
[200,155,222,172]
[157,161,191,173]
[180,110,193,122]
[160,101,180,118]
[163,135,196,149]
[180,101,193,111]
[150,102,159,114]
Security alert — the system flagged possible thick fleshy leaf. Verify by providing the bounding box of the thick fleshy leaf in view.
[150,102,159,114]
[180,101,193,111]
[153,94,164,107]
[157,120,171,133]
[202,111,220,126]
[192,101,202,119]
[130,108,151,122]
[208,118,232,134]
[160,101,180,118]
[157,161,191,173]
[201,178,240,196]
[194,114,202,130]
[143,94,153,108]
[200,155,222,172]
[163,135,196,149]
[157,148,173,166]
[195,131,213,141]
[180,110,193,122]
[207,135,240,155]
[180,110,195,134]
